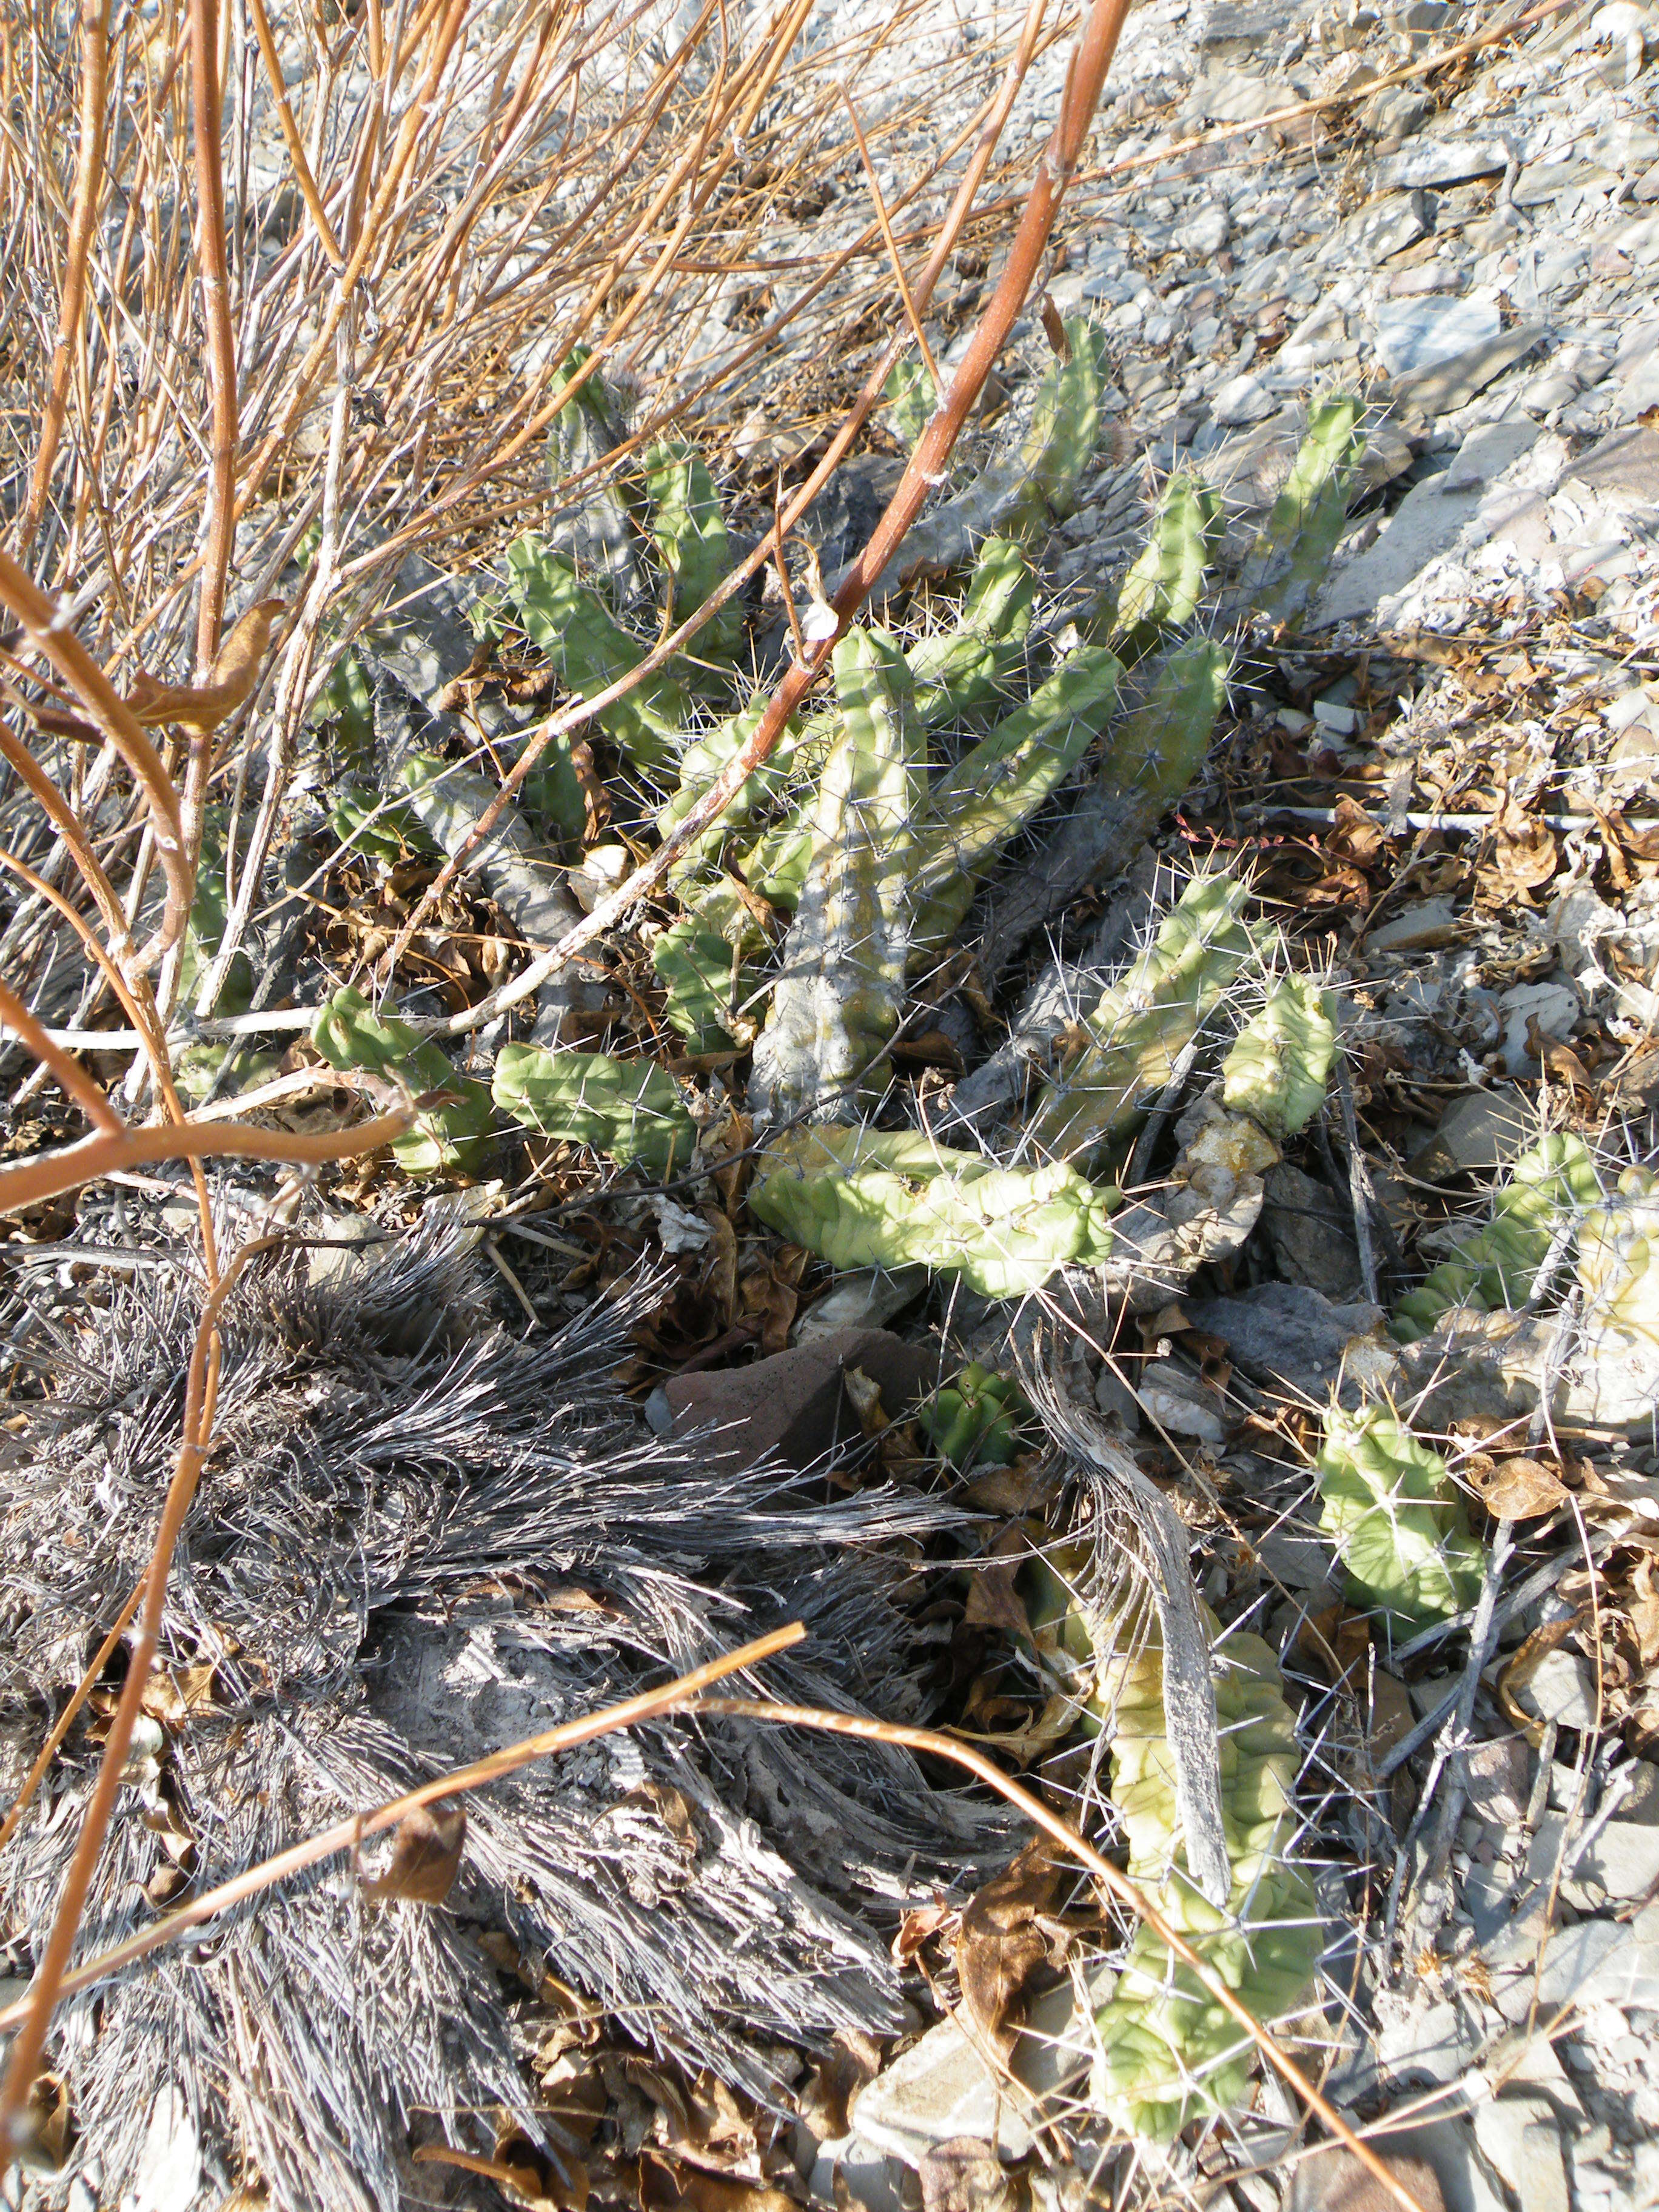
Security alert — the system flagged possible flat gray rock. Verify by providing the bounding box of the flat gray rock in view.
[1381,136,1511,188]
[1181,1281,1395,1404]
[1375,293,1501,379]
[1409,1088,1540,1180]
[1312,421,1540,627]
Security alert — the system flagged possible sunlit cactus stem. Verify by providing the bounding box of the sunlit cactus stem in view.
[492,1042,696,1179]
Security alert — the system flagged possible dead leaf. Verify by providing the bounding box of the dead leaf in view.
[1294,1601,1371,1686]
[705,1208,738,1324]
[842,1366,890,1439]
[141,1658,226,1726]
[1492,795,1557,896]
[415,2134,585,2211]
[954,1840,1061,2049]
[796,2030,882,2145]
[125,598,287,735]
[636,2154,799,2212]
[960,1528,1033,1646]
[917,2138,1016,2212]
[894,1900,954,1963]
[1500,1615,1587,1743]
[1366,1669,1416,1760]
[1328,795,1385,869]
[1524,1019,1593,1095]
[1471,1453,1569,1520]
[16,2073,70,2173]
[361,1798,466,1905]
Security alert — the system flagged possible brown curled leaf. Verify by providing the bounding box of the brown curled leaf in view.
[361,1797,466,1905]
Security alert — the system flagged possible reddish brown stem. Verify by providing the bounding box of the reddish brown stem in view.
[0,978,123,1133]
[0,554,192,974]
[0,1104,414,1219]
[189,0,238,693]
[21,0,113,554]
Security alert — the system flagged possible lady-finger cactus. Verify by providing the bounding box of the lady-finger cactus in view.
[312,987,495,1176]
[1391,1132,1601,1344]
[1089,1621,1320,2141]
[492,1043,695,1179]
[1026,874,1256,1167]
[503,538,688,778]
[747,630,921,1122]
[1316,1404,1484,1631]
[749,1126,1118,1299]
[1022,318,1112,521]
[1090,634,1227,866]
[919,1363,1031,1470]
[1112,475,1224,651]
[643,438,744,670]
[1221,978,1339,1139]
[905,537,1036,725]
[907,646,1122,959]
[1236,395,1365,628]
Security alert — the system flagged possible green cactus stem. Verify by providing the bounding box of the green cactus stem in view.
[1221,977,1339,1139]
[1089,1620,1321,2141]
[1112,475,1224,650]
[1239,395,1365,628]
[905,536,1037,724]
[651,917,757,1053]
[492,1042,695,1179]
[1025,874,1256,1166]
[1023,317,1112,521]
[907,646,1123,959]
[643,438,743,670]
[312,986,495,1178]
[747,629,922,1122]
[918,1363,1030,1470]
[503,537,688,778]
[749,1125,1118,1299]
[1391,1133,1601,1344]
[883,355,940,447]
[1316,1404,1486,1631]
[1578,1165,1659,1339]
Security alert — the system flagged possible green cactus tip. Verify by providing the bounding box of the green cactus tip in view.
[1316,1403,1485,1631]
[1221,977,1339,1139]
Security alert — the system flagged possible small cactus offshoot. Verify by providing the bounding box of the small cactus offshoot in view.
[1316,1404,1485,1631]
[919,1363,1031,1470]
[1221,977,1339,1139]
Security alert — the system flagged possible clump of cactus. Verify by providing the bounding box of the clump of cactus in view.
[749,1127,1118,1299]
[1221,977,1339,1140]
[1391,1133,1601,1344]
[312,987,495,1176]
[1316,1404,1485,1631]
[919,1363,1031,1470]
[492,1043,696,1179]
[1026,874,1258,1167]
